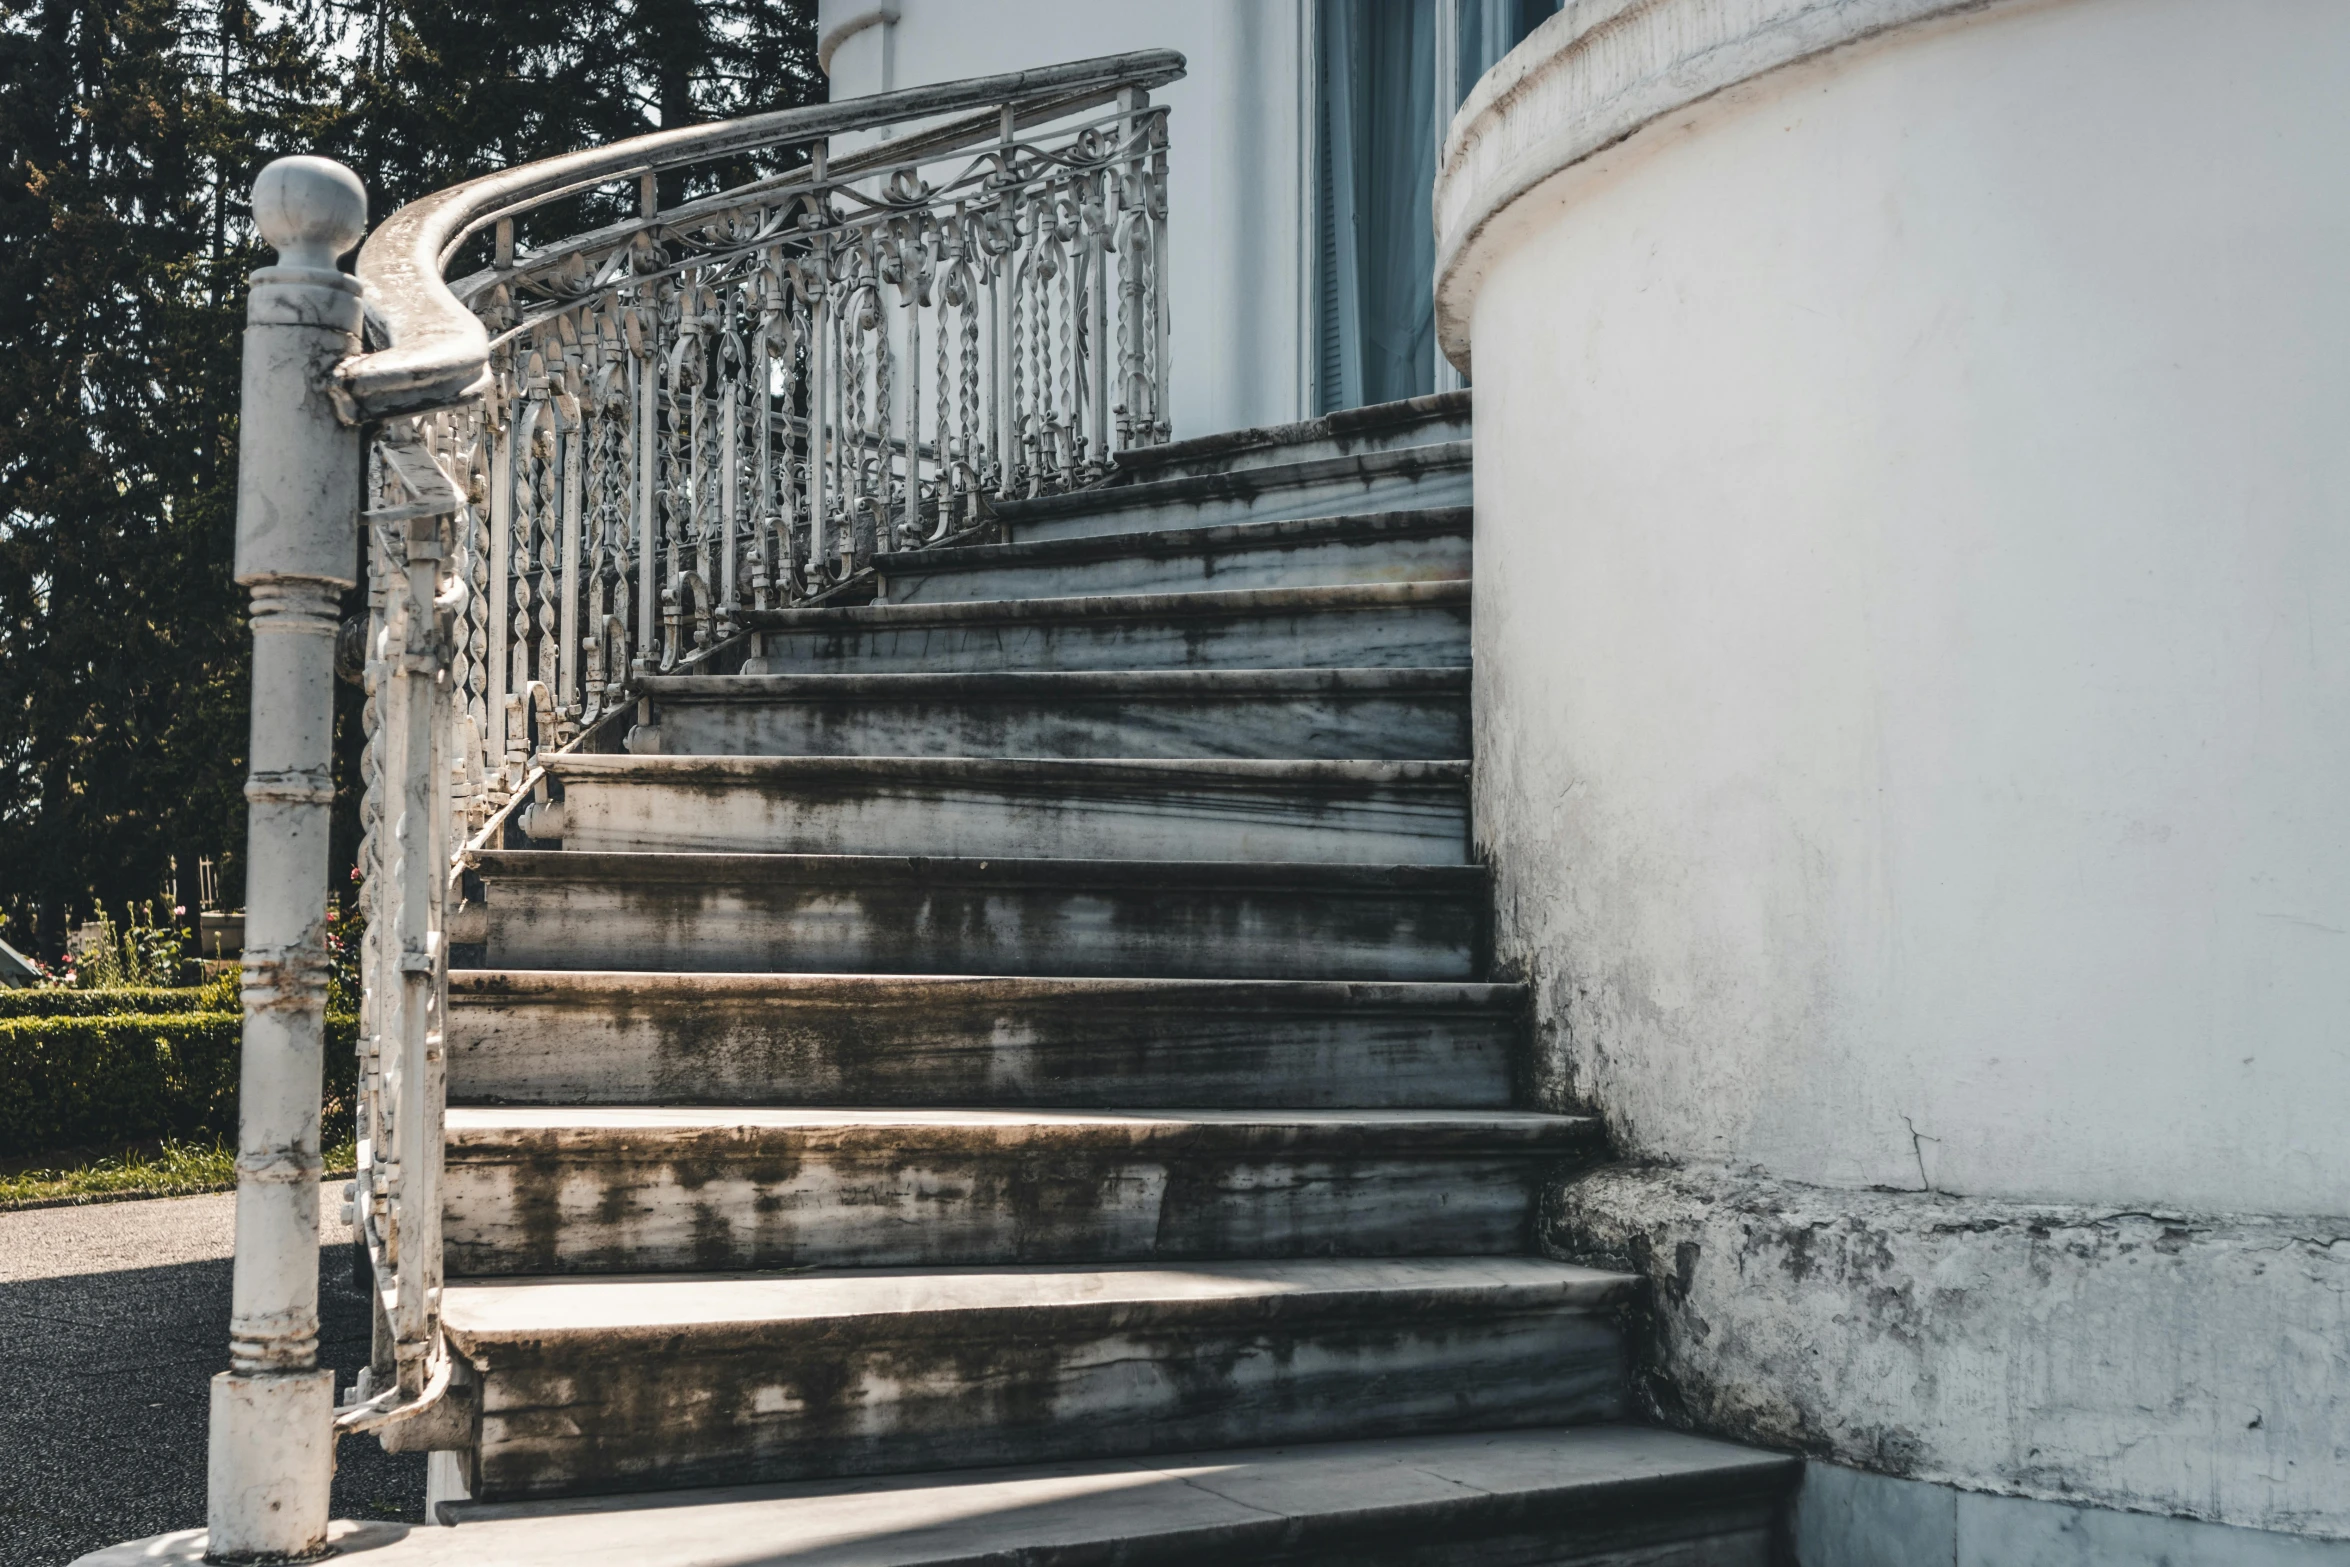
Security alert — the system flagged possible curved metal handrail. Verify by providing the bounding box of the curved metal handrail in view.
[342,49,1184,422]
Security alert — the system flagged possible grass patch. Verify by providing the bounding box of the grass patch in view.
[0,1136,359,1211]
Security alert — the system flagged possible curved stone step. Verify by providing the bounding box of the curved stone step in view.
[446,973,1525,1109]
[442,1107,1601,1276]
[1103,388,1473,486]
[83,1426,1800,1566]
[534,756,1471,864]
[440,1257,1636,1500]
[868,507,1471,606]
[460,853,1487,980]
[634,667,1470,760]
[447,1426,1790,1567]
[734,580,1470,676]
[993,441,1472,543]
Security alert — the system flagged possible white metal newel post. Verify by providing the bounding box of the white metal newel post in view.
[209,155,368,1564]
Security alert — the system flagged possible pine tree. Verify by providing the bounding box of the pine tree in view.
[0,0,818,957]
[0,0,260,955]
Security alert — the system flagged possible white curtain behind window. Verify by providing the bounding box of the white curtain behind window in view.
[1316,0,1438,412]
[1315,0,1560,414]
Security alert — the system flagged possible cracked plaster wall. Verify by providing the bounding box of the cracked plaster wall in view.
[1455,0,2350,1535]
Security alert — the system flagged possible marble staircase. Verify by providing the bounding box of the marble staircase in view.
[419,389,1797,1562]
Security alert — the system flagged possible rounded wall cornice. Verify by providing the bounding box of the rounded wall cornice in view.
[1433,0,2010,373]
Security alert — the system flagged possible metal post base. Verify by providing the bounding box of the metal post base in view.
[204,1370,337,1563]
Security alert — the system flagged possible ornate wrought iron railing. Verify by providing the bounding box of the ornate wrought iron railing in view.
[210,50,1181,1561]
[377,53,1178,839]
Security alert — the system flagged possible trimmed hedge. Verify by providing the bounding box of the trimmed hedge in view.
[0,1011,359,1158]
[0,987,219,1020]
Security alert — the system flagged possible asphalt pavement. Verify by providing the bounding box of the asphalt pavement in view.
[0,1187,425,1567]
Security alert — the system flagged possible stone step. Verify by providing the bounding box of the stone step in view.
[734,580,1470,676]
[91,1426,1790,1566]
[632,667,1469,761]
[869,507,1470,605]
[1103,388,1474,486]
[441,1257,1637,1500]
[994,441,1472,543]
[533,756,1471,864]
[442,1107,1598,1277]
[446,972,1525,1109]
[460,853,1486,980]
[431,1426,1792,1567]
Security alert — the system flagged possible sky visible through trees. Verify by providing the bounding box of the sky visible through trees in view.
[0,0,820,956]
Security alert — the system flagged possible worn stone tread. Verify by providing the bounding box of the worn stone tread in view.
[537,755,1473,862]
[1103,387,1473,483]
[728,579,1469,676]
[883,506,1469,570]
[738,577,1468,632]
[441,1255,1637,1343]
[469,849,1486,891]
[992,442,1473,532]
[444,971,1525,1109]
[79,1424,1795,1566]
[626,667,1472,761]
[443,1258,1639,1496]
[446,1104,1591,1148]
[462,853,1488,980]
[448,970,1523,1007]
[549,755,1471,785]
[638,666,1471,701]
[440,1107,1604,1273]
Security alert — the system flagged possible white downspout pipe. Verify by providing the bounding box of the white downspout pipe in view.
[206,155,367,1564]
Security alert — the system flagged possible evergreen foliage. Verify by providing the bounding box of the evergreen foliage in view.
[0,985,218,1019]
[0,1008,360,1156]
[0,0,820,957]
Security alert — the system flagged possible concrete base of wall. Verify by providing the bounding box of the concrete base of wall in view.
[1794,1461,2350,1567]
[1545,1163,2350,1539]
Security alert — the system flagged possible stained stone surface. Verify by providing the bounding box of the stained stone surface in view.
[996,440,1475,542]
[447,973,1527,1109]
[468,853,1488,980]
[873,507,1473,604]
[736,579,1473,675]
[72,1426,1794,1567]
[439,1105,1601,1273]
[442,1258,1639,1498]
[541,755,1472,863]
[637,666,1472,761]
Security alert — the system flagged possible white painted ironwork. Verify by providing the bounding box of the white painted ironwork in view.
[212,154,367,1563]
[209,51,1183,1559]
[372,54,1179,836]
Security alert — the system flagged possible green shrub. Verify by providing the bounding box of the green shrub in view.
[0,987,221,1020]
[0,1012,360,1158]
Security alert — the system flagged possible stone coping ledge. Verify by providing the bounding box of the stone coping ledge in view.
[1548,1161,2350,1540]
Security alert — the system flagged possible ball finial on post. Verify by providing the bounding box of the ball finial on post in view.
[250,156,367,271]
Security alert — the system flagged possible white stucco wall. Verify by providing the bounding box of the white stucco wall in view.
[1455,0,2350,1217]
[819,0,1311,441]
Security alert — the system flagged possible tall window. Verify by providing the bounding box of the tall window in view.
[1315,0,1562,413]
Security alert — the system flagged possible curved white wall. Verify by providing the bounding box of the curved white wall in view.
[819,0,1311,441]
[1457,0,2350,1215]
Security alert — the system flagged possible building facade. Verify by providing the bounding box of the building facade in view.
[820,1,1563,433]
